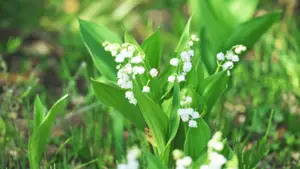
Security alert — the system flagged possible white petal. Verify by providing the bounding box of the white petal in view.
[188,50,194,57]
[222,61,234,70]
[115,54,125,63]
[181,156,192,166]
[188,120,198,128]
[185,96,192,104]
[177,75,185,82]
[217,52,225,61]
[170,58,180,66]
[117,164,128,169]
[180,114,190,122]
[232,55,239,62]
[181,51,191,62]
[191,111,200,119]
[168,75,176,83]
[149,68,158,77]
[188,41,194,46]
[142,86,150,93]
[183,62,192,72]
[225,51,234,60]
[131,56,143,64]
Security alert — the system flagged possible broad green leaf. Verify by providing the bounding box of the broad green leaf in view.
[210,0,259,25]
[223,12,281,50]
[162,83,181,163]
[145,150,168,169]
[196,60,209,87]
[28,95,68,169]
[91,79,145,130]
[226,0,259,23]
[33,95,46,132]
[189,0,232,72]
[184,118,211,159]
[133,84,168,154]
[175,16,193,52]
[141,30,163,68]
[111,111,124,161]
[198,71,228,113]
[79,19,122,80]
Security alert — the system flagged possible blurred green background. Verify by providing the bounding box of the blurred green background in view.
[0,0,299,168]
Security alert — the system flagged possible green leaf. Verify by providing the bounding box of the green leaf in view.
[91,79,145,130]
[28,95,68,169]
[189,0,232,72]
[33,95,46,132]
[175,16,193,53]
[225,0,259,23]
[79,19,122,80]
[111,111,124,161]
[162,83,181,163]
[210,0,259,25]
[198,71,228,113]
[141,30,163,68]
[223,12,281,50]
[133,84,168,154]
[184,118,211,159]
[145,150,168,169]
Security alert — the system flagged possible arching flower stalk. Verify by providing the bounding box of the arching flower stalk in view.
[216,45,247,76]
[102,42,158,105]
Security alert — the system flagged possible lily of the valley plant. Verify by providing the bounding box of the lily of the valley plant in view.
[80,16,247,168]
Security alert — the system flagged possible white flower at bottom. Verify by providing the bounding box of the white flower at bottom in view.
[225,51,234,60]
[217,52,225,61]
[234,45,246,54]
[142,86,150,93]
[181,51,191,62]
[149,68,158,77]
[177,75,185,82]
[208,152,227,167]
[185,96,192,104]
[191,34,199,41]
[125,91,134,99]
[183,62,192,72]
[115,54,125,63]
[181,156,192,166]
[170,58,180,66]
[231,55,239,62]
[168,75,176,83]
[188,50,194,57]
[222,61,233,70]
[133,66,145,74]
[131,56,143,64]
[172,149,184,160]
[200,165,209,169]
[188,120,198,128]
[127,160,139,169]
[117,164,128,169]
[129,98,137,105]
[191,111,200,119]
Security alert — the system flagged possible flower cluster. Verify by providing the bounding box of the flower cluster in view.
[117,146,141,169]
[216,45,246,76]
[173,149,193,169]
[103,42,158,105]
[199,132,227,169]
[168,35,199,83]
[178,96,200,128]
